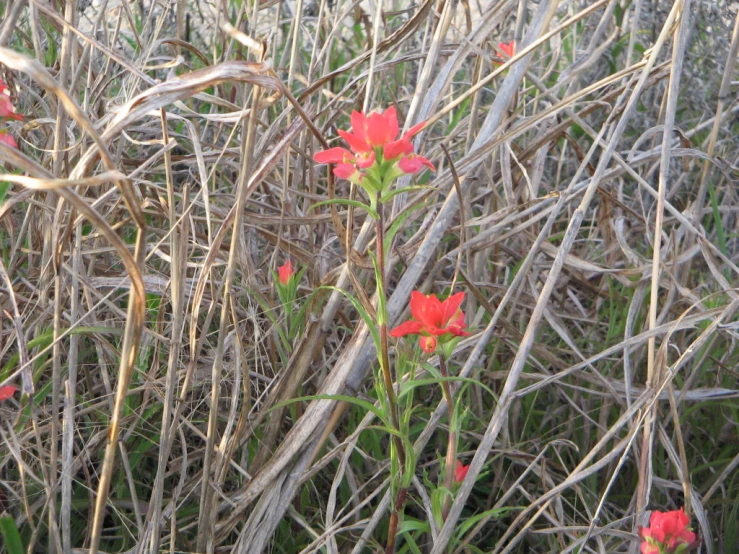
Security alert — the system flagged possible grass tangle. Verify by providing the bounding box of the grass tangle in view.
[0,0,737,553]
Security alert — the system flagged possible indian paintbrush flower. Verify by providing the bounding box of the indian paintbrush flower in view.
[0,131,18,149]
[0,385,18,401]
[278,260,295,285]
[313,107,434,201]
[0,79,21,149]
[0,94,22,121]
[454,460,470,483]
[639,508,697,554]
[498,41,515,59]
[390,291,470,353]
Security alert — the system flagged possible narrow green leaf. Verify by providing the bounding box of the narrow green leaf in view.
[309,198,379,220]
[0,513,24,554]
[320,286,381,349]
[271,394,389,426]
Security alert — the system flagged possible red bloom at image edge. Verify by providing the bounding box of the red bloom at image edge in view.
[278,260,294,285]
[0,385,18,401]
[0,131,18,149]
[0,95,22,121]
[390,291,470,353]
[454,460,470,483]
[639,508,697,554]
[0,81,23,121]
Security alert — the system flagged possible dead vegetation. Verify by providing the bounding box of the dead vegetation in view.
[0,0,737,552]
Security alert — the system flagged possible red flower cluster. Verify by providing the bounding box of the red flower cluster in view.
[313,107,434,187]
[498,41,515,59]
[278,260,294,285]
[639,508,697,554]
[390,291,469,353]
[0,385,17,401]
[0,79,22,149]
[454,460,469,483]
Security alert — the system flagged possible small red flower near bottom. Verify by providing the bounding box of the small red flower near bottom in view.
[639,508,697,554]
[454,460,469,483]
[0,385,18,401]
[278,260,295,285]
[390,291,470,353]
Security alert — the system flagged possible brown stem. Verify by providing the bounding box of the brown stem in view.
[384,486,408,554]
[439,355,456,519]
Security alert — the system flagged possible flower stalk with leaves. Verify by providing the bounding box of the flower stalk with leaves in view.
[274,259,305,344]
[314,107,434,553]
[390,290,469,519]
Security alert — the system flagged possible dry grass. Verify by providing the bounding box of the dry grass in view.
[0,0,737,552]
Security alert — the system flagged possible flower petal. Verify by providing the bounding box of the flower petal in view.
[366,109,394,147]
[0,131,18,149]
[0,95,22,121]
[338,129,370,153]
[409,291,442,330]
[383,138,414,161]
[334,162,359,180]
[314,147,353,164]
[278,260,294,285]
[440,292,465,323]
[398,154,434,174]
[355,150,376,169]
[403,120,426,139]
[350,110,368,144]
[389,320,423,337]
[454,460,470,483]
[0,385,17,401]
[382,106,399,141]
[499,41,515,58]
[419,335,437,353]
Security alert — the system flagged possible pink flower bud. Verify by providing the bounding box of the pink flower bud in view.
[278,260,294,285]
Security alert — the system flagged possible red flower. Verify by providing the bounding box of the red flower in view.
[398,153,435,174]
[390,291,470,353]
[278,260,294,285]
[338,107,400,153]
[640,543,660,554]
[0,81,22,121]
[313,107,434,184]
[0,130,18,149]
[454,460,469,483]
[498,41,515,58]
[639,508,696,554]
[0,385,18,401]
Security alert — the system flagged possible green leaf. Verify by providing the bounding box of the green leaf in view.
[0,513,24,554]
[457,506,519,537]
[383,201,427,254]
[0,181,9,205]
[271,394,389,426]
[320,286,381,350]
[309,198,378,220]
[379,185,429,205]
[398,376,496,402]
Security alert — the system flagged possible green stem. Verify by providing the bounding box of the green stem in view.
[376,201,405,465]
[439,355,456,520]
[376,200,408,554]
